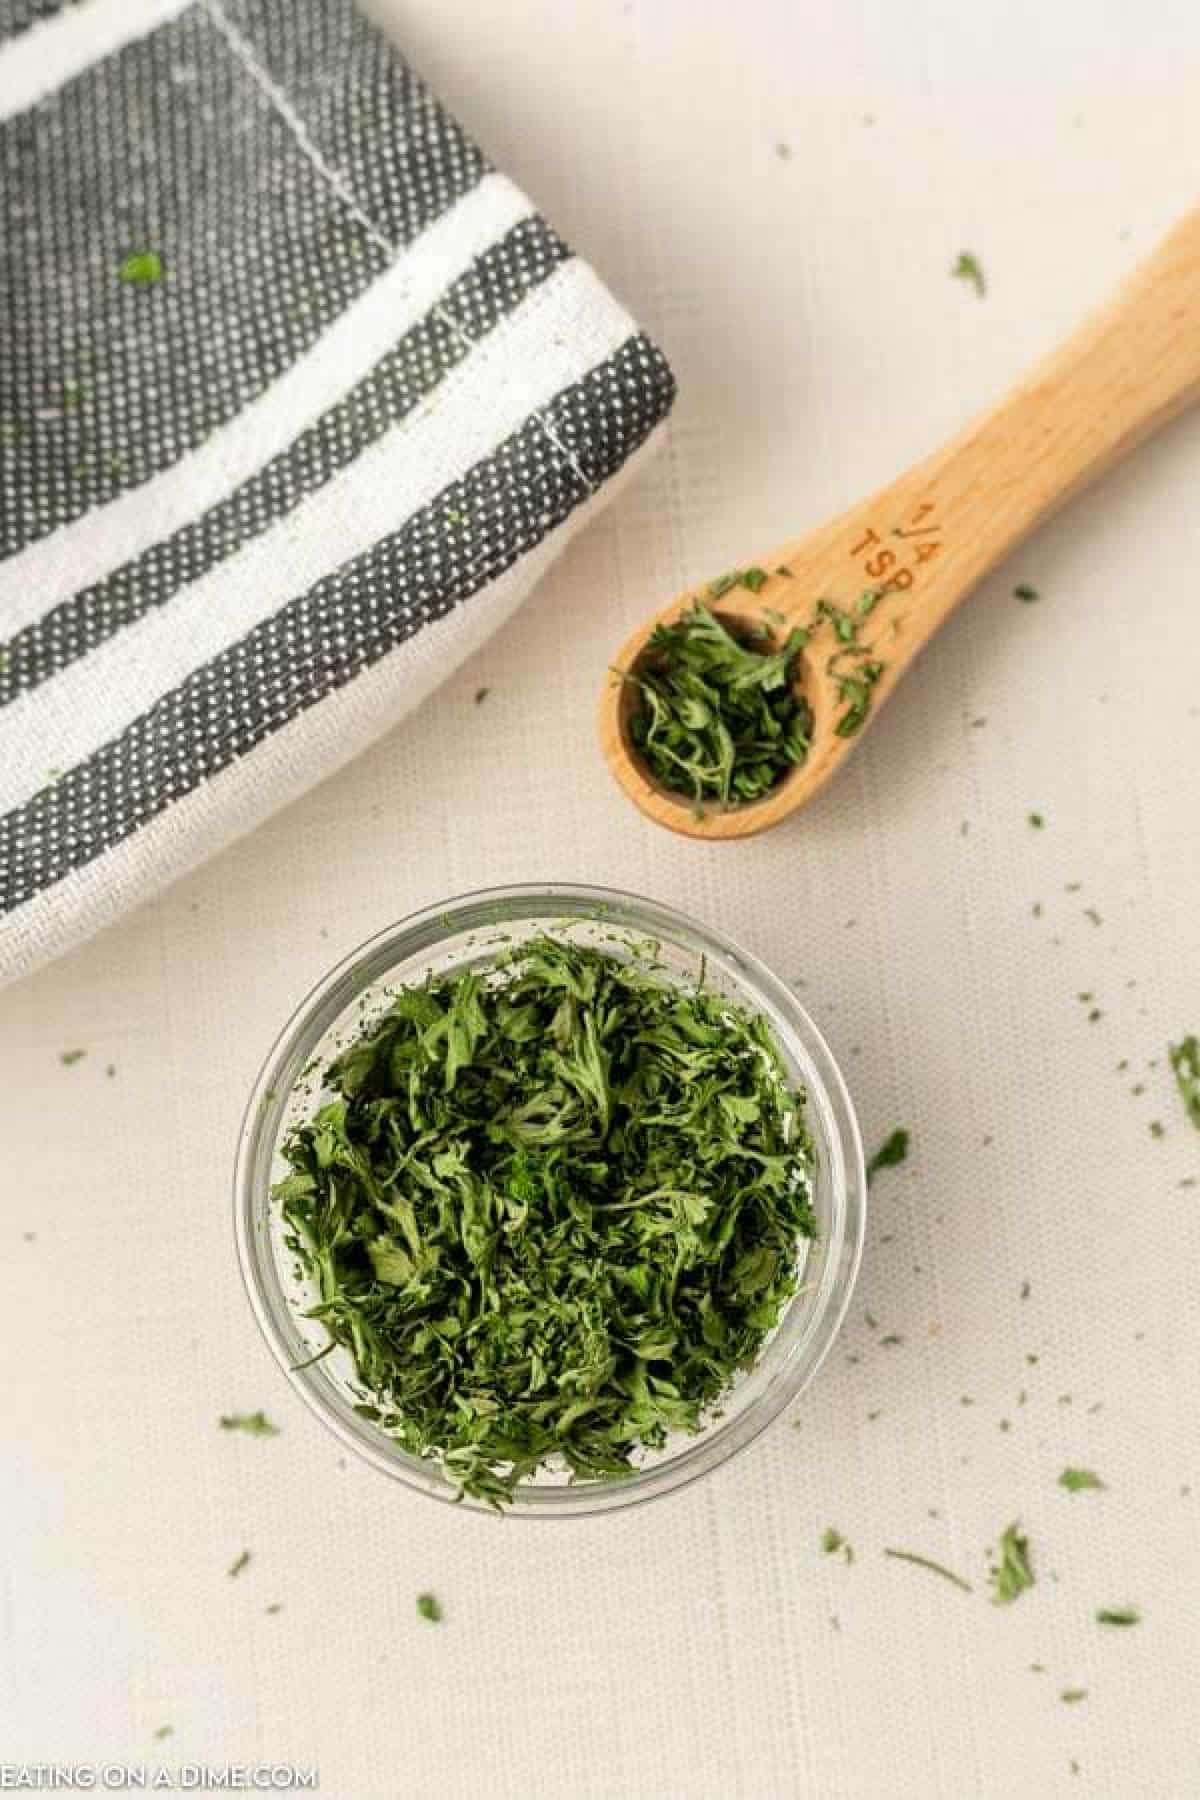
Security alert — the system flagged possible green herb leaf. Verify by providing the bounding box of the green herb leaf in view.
[866,1128,909,1184]
[821,1527,853,1563]
[1059,1467,1104,1493]
[1169,1036,1200,1130]
[274,936,817,1506]
[228,1550,251,1579]
[119,249,163,286]
[59,1049,86,1067]
[627,603,812,809]
[219,1411,280,1438]
[740,567,770,594]
[417,1592,443,1623]
[1060,1689,1088,1704]
[153,1725,174,1741]
[883,1547,973,1593]
[1096,1606,1140,1627]
[951,252,986,298]
[1028,812,1044,829]
[989,1522,1034,1604]
[1013,583,1039,603]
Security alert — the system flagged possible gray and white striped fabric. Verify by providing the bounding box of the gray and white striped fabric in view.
[0,0,674,987]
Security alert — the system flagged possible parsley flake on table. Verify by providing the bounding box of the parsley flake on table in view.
[219,1411,280,1438]
[951,251,986,297]
[59,1049,86,1066]
[1059,1467,1104,1493]
[1169,1035,1200,1130]
[1014,583,1039,602]
[883,1547,973,1593]
[866,1128,909,1184]
[989,1522,1034,1604]
[821,1527,854,1563]
[1096,1606,1140,1627]
[228,1550,251,1579]
[417,1592,443,1623]
[275,936,817,1505]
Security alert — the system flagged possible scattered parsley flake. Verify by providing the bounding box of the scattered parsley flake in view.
[951,251,986,297]
[989,1522,1034,1604]
[1059,1468,1104,1493]
[1028,812,1044,829]
[866,1128,909,1184]
[228,1550,251,1579]
[1149,1120,1165,1139]
[1014,583,1039,602]
[417,1592,443,1623]
[1060,1688,1088,1704]
[59,1049,86,1066]
[265,1602,283,1615]
[473,687,490,706]
[1096,1606,1140,1627]
[883,1547,973,1593]
[153,1726,174,1741]
[821,1527,853,1563]
[1168,1036,1200,1130]
[119,249,163,286]
[219,1411,280,1438]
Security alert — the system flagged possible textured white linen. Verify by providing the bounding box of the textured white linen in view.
[1,1,1198,1796]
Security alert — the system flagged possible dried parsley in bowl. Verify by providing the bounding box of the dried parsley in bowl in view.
[626,603,812,811]
[273,936,816,1507]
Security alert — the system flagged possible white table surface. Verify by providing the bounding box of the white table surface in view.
[3,2,1200,1794]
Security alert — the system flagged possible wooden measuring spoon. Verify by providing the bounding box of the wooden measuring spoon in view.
[599,206,1200,840]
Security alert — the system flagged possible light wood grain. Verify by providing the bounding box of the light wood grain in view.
[599,204,1200,839]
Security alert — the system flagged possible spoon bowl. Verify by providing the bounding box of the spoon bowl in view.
[600,205,1200,838]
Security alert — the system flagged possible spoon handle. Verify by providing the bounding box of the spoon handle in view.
[840,206,1200,650]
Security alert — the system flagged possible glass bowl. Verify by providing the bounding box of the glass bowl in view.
[234,884,866,1517]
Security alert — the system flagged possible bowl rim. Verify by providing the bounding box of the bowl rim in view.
[233,882,866,1517]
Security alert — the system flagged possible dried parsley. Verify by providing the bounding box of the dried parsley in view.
[119,249,163,286]
[815,598,885,737]
[1059,1467,1104,1493]
[227,1550,251,1579]
[821,1527,853,1563]
[276,936,816,1505]
[1060,1689,1088,1705]
[1096,1606,1140,1627]
[219,1410,280,1437]
[866,1128,909,1184]
[59,1049,86,1067]
[1169,1035,1200,1130]
[626,603,812,809]
[416,1592,443,1623]
[951,251,986,297]
[989,1522,1034,1604]
[1014,583,1040,603]
[883,1547,973,1593]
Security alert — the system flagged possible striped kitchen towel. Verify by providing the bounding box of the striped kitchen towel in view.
[0,0,674,988]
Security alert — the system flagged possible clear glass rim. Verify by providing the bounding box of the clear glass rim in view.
[233,883,866,1518]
